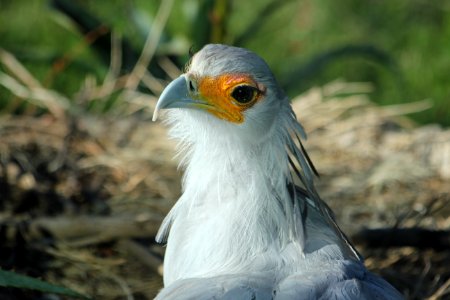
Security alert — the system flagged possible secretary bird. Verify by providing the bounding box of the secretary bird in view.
[152,44,403,300]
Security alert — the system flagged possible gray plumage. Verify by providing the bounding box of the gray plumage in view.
[153,44,403,300]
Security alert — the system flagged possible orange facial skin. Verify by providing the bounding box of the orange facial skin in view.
[192,73,265,123]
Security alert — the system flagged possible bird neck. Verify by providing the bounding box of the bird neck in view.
[183,126,294,243]
[158,109,356,284]
[170,112,301,254]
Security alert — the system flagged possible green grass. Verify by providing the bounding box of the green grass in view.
[0,1,107,91]
[0,269,90,299]
[1,0,449,125]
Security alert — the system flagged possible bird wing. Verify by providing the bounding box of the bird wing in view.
[275,260,404,300]
[154,274,274,300]
[285,107,362,260]
[155,261,403,300]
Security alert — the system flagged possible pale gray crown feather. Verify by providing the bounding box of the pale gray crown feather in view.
[191,44,273,79]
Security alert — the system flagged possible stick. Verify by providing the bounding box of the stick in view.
[17,214,163,246]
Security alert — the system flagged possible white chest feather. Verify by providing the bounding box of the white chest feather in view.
[158,121,304,284]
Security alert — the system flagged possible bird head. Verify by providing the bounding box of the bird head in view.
[153,44,289,144]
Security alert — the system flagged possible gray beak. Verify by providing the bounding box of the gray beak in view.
[153,75,194,121]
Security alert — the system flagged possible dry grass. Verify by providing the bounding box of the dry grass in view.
[0,82,449,299]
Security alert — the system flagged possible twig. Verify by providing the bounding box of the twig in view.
[125,0,175,90]
[95,31,124,102]
[0,71,69,117]
[140,71,166,95]
[157,56,182,80]
[426,277,450,300]
[106,272,135,300]
[117,239,164,276]
[104,31,123,84]
[0,48,42,88]
[20,214,163,246]
[411,256,432,299]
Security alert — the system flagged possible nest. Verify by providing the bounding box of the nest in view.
[0,80,449,299]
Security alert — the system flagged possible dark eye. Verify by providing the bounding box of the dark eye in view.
[231,85,258,104]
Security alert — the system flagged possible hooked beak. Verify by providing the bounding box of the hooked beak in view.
[153,75,189,121]
[153,75,211,121]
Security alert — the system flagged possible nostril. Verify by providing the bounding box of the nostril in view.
[189,80,195,92]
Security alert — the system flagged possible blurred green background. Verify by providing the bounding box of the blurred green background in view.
[1,0,449,125]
